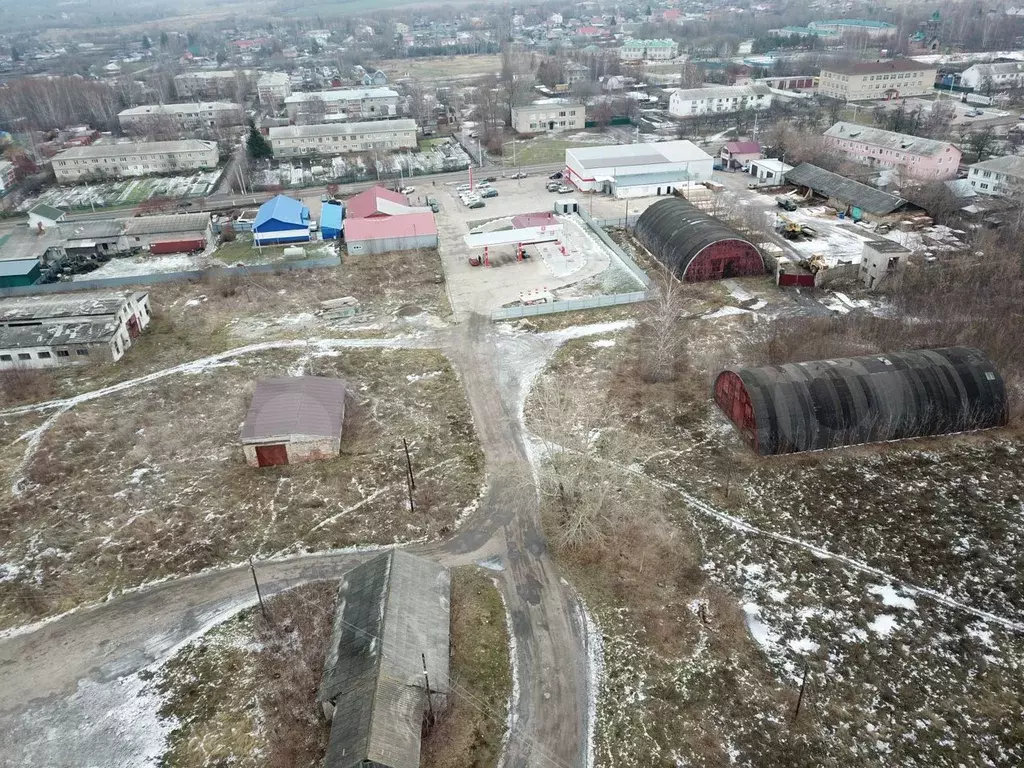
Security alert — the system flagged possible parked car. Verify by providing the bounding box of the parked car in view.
[546,181,561,192]
[320,194,330,203]
[456,183,472,192]
[469,254,481,266]
[556,184,573,193]
[481,188,499,198]
[512,171,527,179]
[400,186,416,194]
[426,196,440,213]
[965,109,983,118]
[468,131,479,139]
[549,171,563,180]
[467,200,485,209]
[484,176,497,182]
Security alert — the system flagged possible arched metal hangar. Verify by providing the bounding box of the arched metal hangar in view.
[634,197,765,281]
[714,347,1007,456]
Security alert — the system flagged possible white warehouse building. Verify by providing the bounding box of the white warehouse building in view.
[268,120,418,157]
[564,140,714,198]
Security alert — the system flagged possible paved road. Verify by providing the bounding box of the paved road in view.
[0,322,590,768]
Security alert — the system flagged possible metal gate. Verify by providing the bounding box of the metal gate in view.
[256,444,288,467]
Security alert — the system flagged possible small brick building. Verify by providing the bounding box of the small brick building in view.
[240,377,346,467]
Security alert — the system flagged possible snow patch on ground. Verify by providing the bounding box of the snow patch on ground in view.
[868,614,898,637]
[868,584,918,611]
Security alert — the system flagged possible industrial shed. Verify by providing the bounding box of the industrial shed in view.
[785,163,909,220]
[318,550,450,768]
[634,197,764,281]
[321,201,344,240]
[345,212,438,256]
[240,376,346,467]
[252,194,311,245]
[714,347,1007,456]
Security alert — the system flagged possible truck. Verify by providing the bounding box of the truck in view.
[775,196,798,211]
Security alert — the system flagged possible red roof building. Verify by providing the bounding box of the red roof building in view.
[345,185,412,218]
[345,212,438,256]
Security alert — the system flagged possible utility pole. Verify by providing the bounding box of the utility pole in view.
[249,556,268,621]
[403,438,416,490]
[422,653,435,725]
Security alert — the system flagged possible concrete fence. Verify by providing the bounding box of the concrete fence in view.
[0,254,341,298]
[577,210,651,288]
[490,290,650,321]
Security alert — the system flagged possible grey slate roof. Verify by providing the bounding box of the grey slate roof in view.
[970,154,1024,178]
[319,550,451,768]
[28,203,65,221]
[785,163,908,215]
[825,121,955,157]
[123,213,212,236]
[0,292,141,323]
[0,321,118,348]
[240,376,346,442]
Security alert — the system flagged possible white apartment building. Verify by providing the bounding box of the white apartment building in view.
[268,119,418,157]
[960,62,1024,91]
[619,38,678,61]
[51,140,219,182]
[173,70,253,99]
[284,88,401,123]
[117,102,244,134]
[257,72,293,107]
[818,60,937,101]
[668,85,772,117]
[968,155,1024,196]
[511,101,585,133]
[0,160,16,194]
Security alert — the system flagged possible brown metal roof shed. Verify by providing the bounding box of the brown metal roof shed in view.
[240,376,346,443]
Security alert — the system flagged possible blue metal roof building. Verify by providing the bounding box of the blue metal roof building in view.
[253,195,311,245]
[0,258,41,289]
[320,202,344,240]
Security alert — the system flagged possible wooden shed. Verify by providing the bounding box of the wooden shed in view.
[240,376,346,467]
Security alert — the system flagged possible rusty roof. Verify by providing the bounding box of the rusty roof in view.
[240,376,346,442]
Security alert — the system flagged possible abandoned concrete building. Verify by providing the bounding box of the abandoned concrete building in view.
[318,550,451,768]
[0,291,151,370]
[240,376,346,467]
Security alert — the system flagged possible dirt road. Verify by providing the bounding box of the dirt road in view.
[0,322,595,768]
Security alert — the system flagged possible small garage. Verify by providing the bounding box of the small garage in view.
[240,376,346,467]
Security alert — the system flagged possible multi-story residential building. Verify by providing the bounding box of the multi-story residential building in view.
[268,119,418,157]
[824,122,961,180]
[960,62,1024,92]
[619,38,678,61]
[117,102,244,134]
[0,160,16,194]
[769,25,841,41]
[0,291,151,369]
[51,140,219,182]
[565,62,591,84]
[284,87,401,123]
[511,101,585,133]
[257,72,293,107]
[173,70,252,100]
[808,19,898,38]
[668,85,772,117]
[818,60,937,101]
[967,155,1024,195]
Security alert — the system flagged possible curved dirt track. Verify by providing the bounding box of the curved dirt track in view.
[0,318,598,768]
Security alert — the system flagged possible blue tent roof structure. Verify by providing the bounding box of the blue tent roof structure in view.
[321,202,344,239]
[254,195,309,230]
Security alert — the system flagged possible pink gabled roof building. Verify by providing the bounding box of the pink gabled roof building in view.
[824,121,961,180]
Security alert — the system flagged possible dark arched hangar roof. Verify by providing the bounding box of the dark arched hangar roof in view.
[635,197,765,281]
[714,347,1007,455]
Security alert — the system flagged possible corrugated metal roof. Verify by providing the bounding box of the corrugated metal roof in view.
[717,347,1007,455]
[635,197,762,278]
[344,212,437,242]
[785,163,908,215]
[268,119,417,140]
[28,203,65,221]
[0,291,141,323]
[724,141,761,154]
[319,550,450,768]
[123,212,212,236]
[55,139,217,160]
[0,320,118,348]
[253,195,308,229]
[240,376,345,442]
[0,258,40,277]
[822,58,930,75]
[321,202,344,231]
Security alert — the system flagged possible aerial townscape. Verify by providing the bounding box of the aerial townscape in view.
[2,0,1024,766]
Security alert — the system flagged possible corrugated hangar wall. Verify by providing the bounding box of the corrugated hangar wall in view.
[714,347,1008,456]
[634,197,765,281]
